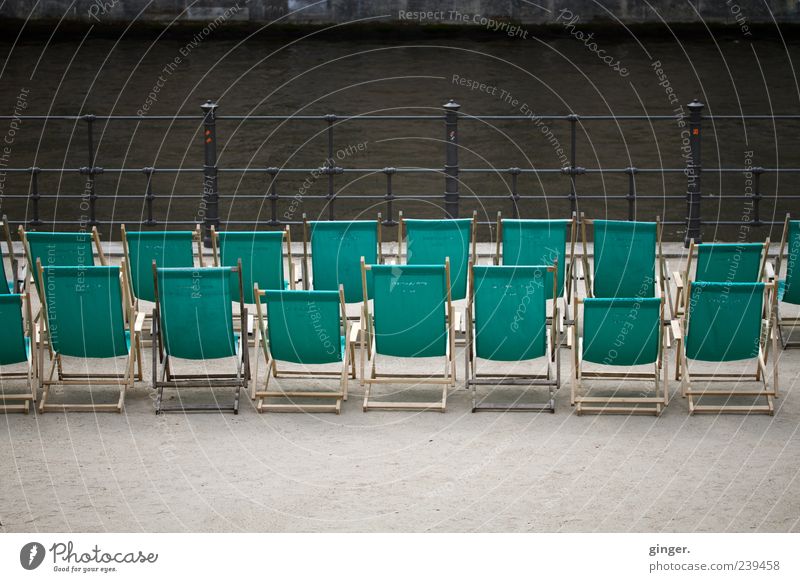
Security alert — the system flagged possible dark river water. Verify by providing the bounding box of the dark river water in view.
[1,31,798,241]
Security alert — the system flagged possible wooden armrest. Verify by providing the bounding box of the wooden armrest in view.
[133,312,146,334]
[673,271,684,289]
[670,319,682,340]
[246,312,255,334]
[453,310,464,333]
[349,321,360,344]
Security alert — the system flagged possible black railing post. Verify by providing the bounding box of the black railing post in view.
[509,167,521,218]
[84,114,98,227]
[443,99,460,218]
[266,167,279,226]
[685,99,704,246]
[625,166,637,221]
[383,167,396,226]
[28,167,41,227]
[324,114,336,220]
[201,99,219,246]
[567,113,579,214]
[751,166,763,226]
[143,167,156,226]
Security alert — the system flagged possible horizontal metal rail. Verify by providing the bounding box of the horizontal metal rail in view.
[0,99,797,244]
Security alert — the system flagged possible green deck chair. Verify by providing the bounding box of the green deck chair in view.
[673,281,777,415]
[303,216,382,369]
[0,288,36,413]
[466,264,560,412]
[495,213,577,305]
[360,261,456,412]
[152,265,248,414]
[400,212,476,301]
[580,216,668,303]
[572,295,668,415]
[1,215,19,294]
[769,214,799,347]
[121,224,201,306]
[674,239,768,318]
[211,226,292,349]
[253,286,351,413]
[211,226,292,303]
[36,263,143,413]
[302,216,381,303]
[21,227,107,285]
[20,226,109,345]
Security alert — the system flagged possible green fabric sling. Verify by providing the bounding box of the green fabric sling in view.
[217,231,285,303]
[371,264,448,358]
[685,281,764,362]
[41,266,129,358]
[126,230,194,302]
[310,220,378,303]
[0,294,28,365]
[592,220,656,298]
[263,289,343,365]
[156,267,237,360]
[405,218,472,301]
[501,219,569,300]
[472,265,549,361]
[582,297,661,366]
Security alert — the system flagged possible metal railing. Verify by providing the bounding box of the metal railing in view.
[1,99,799,246]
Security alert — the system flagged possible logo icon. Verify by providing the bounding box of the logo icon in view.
[20,542,46,570]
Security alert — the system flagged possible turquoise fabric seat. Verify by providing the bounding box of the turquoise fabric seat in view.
[361,263,455,412]
[152,266,247,414]
[591,219,657,298]
[213,229,287,304]
[403,217,474,301]
[467,265,560,412]
[37,265,139,413]
[0,293,35,413]
[499,218,571,300]
[307,220,379,303]
[123,229,196,303]
[253,287,350,413]
[677,280,777,415]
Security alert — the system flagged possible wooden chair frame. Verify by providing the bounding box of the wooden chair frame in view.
[673,280,778,415]
[252,284,352,413]
[36,259,143,413]
[360,258,456,412]
[151,262,248,415]
[571,295,669,416]
[0,279,37,413]
[769,213,800,348]
[466,263,561,412]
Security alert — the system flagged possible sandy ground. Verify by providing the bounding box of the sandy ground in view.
[1,245,799,533]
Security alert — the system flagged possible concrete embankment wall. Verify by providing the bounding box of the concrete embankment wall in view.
[1,1,797,27]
